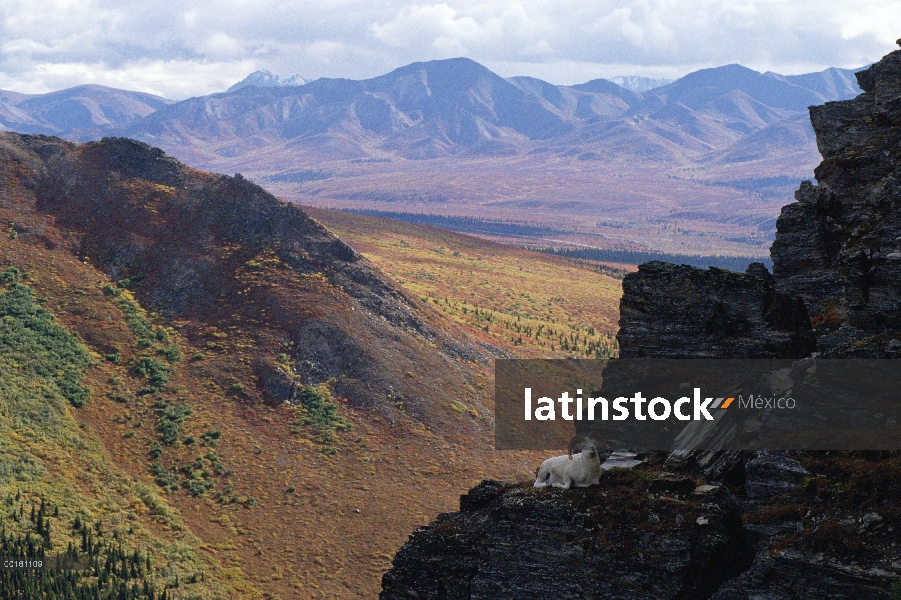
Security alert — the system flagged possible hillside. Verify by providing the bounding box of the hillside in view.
[305,207,622,358]
[0,133,543,598]
[0,86,173,140]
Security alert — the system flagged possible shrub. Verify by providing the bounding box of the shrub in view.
[0,267,20,282]
[296,385,349,431]
[133,357,169,389]
[200,430,221,446]
[150,460,179,491]
[156,402,193,445]
[115,275,144,289]
[107,392,132,404]
[0,281,91,407]
[158,344,181,363]
[148,442,163,459]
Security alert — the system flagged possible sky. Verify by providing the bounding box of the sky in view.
[0,0,898,100]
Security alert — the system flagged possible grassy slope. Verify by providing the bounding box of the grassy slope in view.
[0,141,548,599]
[305,207,622,358]
[0,252,249,598]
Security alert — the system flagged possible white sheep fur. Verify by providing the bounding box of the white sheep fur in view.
[533,431,609,489]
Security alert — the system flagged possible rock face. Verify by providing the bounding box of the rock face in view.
[382,477,752,600]
[771,47,901,356]
[617,261,815,359]
[382,43,901,599]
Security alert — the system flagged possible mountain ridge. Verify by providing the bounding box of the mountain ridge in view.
[0,59,863,160]
[0,58,867,260]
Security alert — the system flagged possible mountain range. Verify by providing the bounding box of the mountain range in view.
[0,58,866,258]
[0,84,173,138]
[0,59,861,160]
[186,60,849,166]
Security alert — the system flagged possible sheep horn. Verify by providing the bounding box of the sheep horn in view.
[567,435,586,459]
[588,430,611,449]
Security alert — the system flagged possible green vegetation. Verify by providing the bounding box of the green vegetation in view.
[115,275,145,290]
[134,358,169,392]
[310,209,621,358]
[291,383,352,455]
[103,286,180,365]
[540,246,771,273]
[179,457,216,497]
[152,398,193,446]
[0,499,176,599]
[0,267,226,596]
[199,430,221,447]
[296,385,351,432]
[0,273,91,407]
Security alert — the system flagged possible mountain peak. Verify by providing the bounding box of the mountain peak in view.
[607,75,675,91]
[227,70,306,93]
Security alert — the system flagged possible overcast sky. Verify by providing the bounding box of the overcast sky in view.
[0,0,897,99]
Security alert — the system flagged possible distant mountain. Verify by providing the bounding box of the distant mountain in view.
[128,58,588,160]
[0,85,173,140]
[0,59,867,187]
[637,64,860,113]
[106,59,861,165]
[226,70,306,92]
[608,75,674,91]
[774,67,864,101]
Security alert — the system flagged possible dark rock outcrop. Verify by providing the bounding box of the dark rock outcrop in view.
[709,550,897,600]
[617,261,815,359]
[254,359,298,404]
[743,451,809,500]
[381,477,752,600]
[771,45,901,355]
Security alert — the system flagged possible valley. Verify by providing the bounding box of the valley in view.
[305,207,622,358]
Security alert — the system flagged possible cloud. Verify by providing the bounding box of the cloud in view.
[0,0,897,98]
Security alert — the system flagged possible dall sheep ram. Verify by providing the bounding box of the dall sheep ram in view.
[533,431,610,489]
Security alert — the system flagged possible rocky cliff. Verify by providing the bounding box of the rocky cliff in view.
[383,475,753,600]
[381,42,901,599]
[772,47,901,357]
[617,261,814,359]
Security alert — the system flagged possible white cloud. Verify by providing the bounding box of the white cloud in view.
[0,0,897,98]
